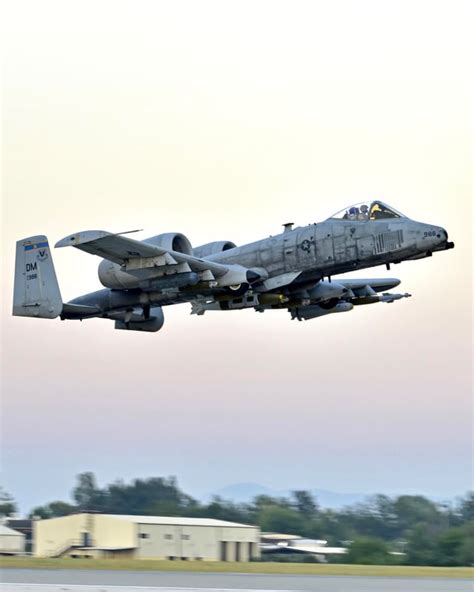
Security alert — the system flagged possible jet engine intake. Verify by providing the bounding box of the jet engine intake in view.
[193,241,237,258]
[98,232,194,289]
[144,232,193,255]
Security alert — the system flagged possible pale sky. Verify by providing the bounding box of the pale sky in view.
[1,0,472,513]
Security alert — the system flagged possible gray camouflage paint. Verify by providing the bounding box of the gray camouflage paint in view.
[12,202,454,332]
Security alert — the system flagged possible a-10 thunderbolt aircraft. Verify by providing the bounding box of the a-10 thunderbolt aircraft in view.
[13,200,454,332]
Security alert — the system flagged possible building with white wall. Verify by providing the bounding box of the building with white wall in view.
[34,513,260,562]
[0,524,26,555]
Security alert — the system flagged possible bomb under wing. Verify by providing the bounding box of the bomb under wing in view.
[12,199,454,333]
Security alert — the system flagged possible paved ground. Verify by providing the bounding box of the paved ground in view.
[1,569,473,592]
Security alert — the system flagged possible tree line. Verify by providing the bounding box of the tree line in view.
[2,474,473,566]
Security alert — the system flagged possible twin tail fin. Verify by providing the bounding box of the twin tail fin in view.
[13,235,62,319]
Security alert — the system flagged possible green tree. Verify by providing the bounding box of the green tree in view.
[258,506,305,535]
[292,490,318,518]
[99,475,197,516]
[200,496,228,520]
[335,499,394,541]
[245,495,290,525]
[23,470,472,567]
[346,537,391,564]
[73,472,102,510]
[393,495,442,534]
[30,501,76,519]
[195,496,249,523]
[371,495,398,537]
[458,492,474,523]
[435,524,474,566]
[404,524,436,565]
[0,487,17,516]
[457,523,474,566]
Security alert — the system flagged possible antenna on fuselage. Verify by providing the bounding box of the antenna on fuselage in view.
[283,222,294,233]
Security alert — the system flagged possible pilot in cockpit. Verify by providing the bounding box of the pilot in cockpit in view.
[343,204,369,221]
[346,206,359,220]
[358,204,369,220]
[370,202,383,220]
[370,202,401,220]
[330,201,404,222]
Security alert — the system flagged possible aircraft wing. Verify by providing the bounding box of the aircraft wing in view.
[56,230,165,263]
[55,230,263,287]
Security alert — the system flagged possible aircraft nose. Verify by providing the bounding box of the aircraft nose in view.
[434,227,455,251]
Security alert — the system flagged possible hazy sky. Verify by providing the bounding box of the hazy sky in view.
[2,0,472,514]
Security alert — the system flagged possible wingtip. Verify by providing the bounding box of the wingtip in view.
[55,230,110,248]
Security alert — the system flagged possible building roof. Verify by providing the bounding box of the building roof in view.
[6,519,32,530]
[261,533,302,541]
[102,514,256,528]
[289,544,347,555]
[0,524,25,537]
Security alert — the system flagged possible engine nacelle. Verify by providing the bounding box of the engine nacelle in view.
[114,306,165,332]
[98,260,139,289]
[98,232,194,289]
[193,240,237,258]
[144,232,193,255]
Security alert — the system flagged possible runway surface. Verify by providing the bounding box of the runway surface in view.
[1,569,473,592]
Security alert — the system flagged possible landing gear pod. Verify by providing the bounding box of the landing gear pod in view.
[114,306,165,332]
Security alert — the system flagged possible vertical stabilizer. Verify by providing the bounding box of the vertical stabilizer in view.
[13,235,62,319]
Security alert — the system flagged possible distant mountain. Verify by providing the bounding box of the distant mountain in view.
[203,482,368,509]
[309,488,368,509]
[208,482,285,502]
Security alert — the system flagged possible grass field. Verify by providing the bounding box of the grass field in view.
[1,556,473,579]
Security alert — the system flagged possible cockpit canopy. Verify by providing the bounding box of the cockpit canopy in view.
[328,200,406,222]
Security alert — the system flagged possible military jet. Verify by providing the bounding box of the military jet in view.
[13,200,454,332]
